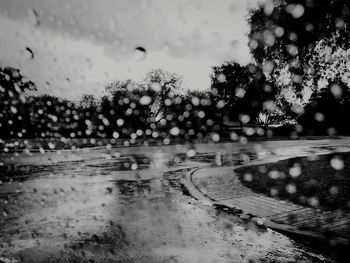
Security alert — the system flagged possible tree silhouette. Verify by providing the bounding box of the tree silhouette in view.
[248,0,350,125]
[0,67,36,138]
[300,79,350,135]
[144,69,184,120]
[249,0,350,65]
[210,62,276,133]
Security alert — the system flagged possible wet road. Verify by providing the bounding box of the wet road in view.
[0,142,342,262]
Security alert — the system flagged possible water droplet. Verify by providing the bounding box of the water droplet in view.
[264,0,274,15]
[249,40,259,50]
[25,47,35,59]
[286,44,298,56]
[231,40,239,49]
[329,186,339,196]
[330,84,342,97]
[116,119,124,127]
[268,170,279,179]
[216,100,225,109]
[235,87,246,98]
[308,197,319,207]
[140,96,152,105]
[287,4,305,19]
[270,188,278,196]
[230,132,238,141]
[286,184,296,194]
[48,142,55,149]
[170,127,180,136]
[216,73,226,83]
[112,131,119,139]
[243,173,253,182]
[314,112,325,122]
[289,164,301,178]
[186,149,196,158]
[335,18,345,29]
[240,114,250,124]
[10,106,17,114]
[131,163,138,170]
[28,8,40,27]
[133,46,147,60]
[106,187,113,194]
[274,26,284,37]
[330,157,344,170]
[191,97,200,106]
[150,82,161,92]
[211,133,220,142]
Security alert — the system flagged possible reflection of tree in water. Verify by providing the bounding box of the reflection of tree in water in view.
[168,152,259,167]
[86,154,151,171]
[0,162,81,182]
[115,179,153,196]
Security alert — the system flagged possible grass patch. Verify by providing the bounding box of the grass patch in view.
[235,152,350,211]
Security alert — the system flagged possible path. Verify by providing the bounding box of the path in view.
[191,167,350,239]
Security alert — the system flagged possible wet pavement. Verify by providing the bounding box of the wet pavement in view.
[2,140,349,262]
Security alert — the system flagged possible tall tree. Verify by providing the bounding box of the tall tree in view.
[144,69,184,120]
[210,62,276,133]
[211,61,250,133]
[103,79,155,139]
[0,67,36,138]
[248,0,350,98]
[300,78,350,135]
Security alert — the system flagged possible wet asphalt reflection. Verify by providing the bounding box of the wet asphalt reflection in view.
[0,151,334,262]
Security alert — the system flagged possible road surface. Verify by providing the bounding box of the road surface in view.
[2,138,349,262]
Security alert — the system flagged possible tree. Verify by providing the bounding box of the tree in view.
[210,62,250,133]
[24,95,81,138]
[257,96,299,128]
[248,0,350,101]
[210,61,276,133]
[0,67,36,138]
[157,90,214,140]
[103,79,156,139]
[144,69,184,120]
[249,0,350,66]
[80,94,98,108]
[77,94,99,137]
[300,78,350,135]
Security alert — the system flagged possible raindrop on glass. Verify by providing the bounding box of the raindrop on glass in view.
[28,8,40,27]
[133,46,147,61]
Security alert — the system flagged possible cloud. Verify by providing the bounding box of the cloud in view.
[0,0,256,99]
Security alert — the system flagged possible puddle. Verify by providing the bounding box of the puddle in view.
[0,162,82,182]
[114,179,153,196]
[163,169,194,198]
[169,152,259,167]
[85,154,151,171]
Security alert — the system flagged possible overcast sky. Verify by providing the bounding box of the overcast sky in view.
[0,0,259,100]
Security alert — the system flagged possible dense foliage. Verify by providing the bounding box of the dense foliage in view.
[248,0,350,135]
[0,64,277,140]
